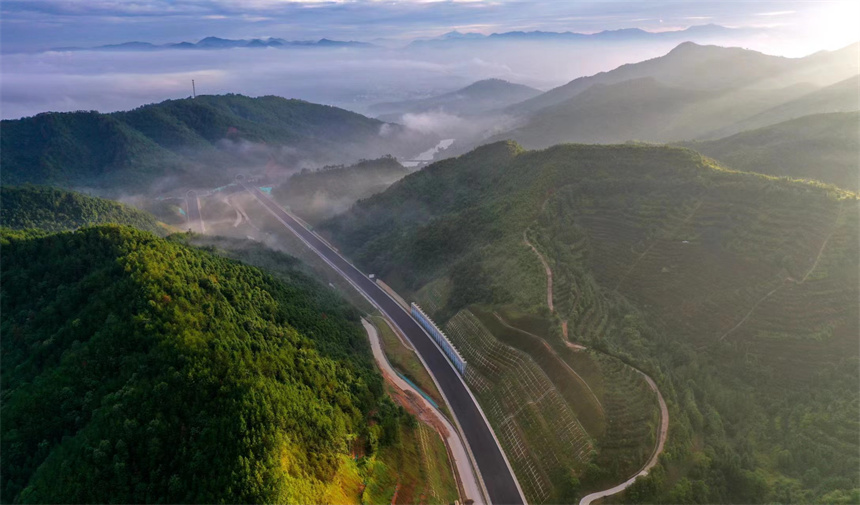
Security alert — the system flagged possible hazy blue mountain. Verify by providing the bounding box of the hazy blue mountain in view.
[709,75,860,138]
[370,78,542,118]
[409,24,749,47]
[506,41,859,117]
[484,77,815,148]
[50,37,374,52]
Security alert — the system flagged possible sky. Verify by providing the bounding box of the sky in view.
[2,0,858,53]
[1,1,858,119]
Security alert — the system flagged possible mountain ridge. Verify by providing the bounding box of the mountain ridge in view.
[50,36,373,52]
[504,40,859,117]
[0,94,437,192]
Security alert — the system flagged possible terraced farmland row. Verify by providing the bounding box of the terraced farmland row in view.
[534,176,856,354]
[586,354,661,488]
[444,309,595,504]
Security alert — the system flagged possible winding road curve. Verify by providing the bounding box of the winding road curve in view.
[523,231,554,312]
[578,372,669,505]
[242,182,526,505]
[523,226,669,505]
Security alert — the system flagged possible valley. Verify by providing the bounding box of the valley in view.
[1,16,858,505]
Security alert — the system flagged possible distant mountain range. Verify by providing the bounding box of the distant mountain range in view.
[469,41,859,151]
[48,24,752,53]
[51,36,373,52]
[409,24,757,47]
[505,41,860,117]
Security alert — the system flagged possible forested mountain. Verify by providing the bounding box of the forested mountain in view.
[680,112,860,191]
[0,186,164,234]
[321,141,859,503]
[431,42,859,156]
[273,156,409,224]
[505,41,858,117]
[709,75,860,138]
[485,77,815,148]
[0,226,414,503]
[0,94,437,192]
[370,79,542,118]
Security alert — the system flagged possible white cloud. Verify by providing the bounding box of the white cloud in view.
[755,10,796,16]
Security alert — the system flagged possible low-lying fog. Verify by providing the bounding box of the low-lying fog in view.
[2,30,787,121]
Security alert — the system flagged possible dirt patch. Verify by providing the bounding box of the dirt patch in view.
[383,373,450,439]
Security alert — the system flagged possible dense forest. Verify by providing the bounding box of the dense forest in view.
[274,156,409,224]
[321,141,859,503]
[0,186,164,234]
[0,226,415,503]
[0,94,436,192]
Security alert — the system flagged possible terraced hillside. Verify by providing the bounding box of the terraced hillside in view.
[321,141,859,503]
[444,309,595,503]
[679,111,859,191]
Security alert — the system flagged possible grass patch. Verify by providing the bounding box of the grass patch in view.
[371,315,450,419]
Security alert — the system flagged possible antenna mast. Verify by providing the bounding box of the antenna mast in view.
[192,79,196,99]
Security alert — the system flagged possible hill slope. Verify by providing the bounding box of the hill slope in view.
[709,75,860,138]
[321,142,859,503]
[0,226,411,503]
[0,186,164,234]
[273,156,409,225]
[680,112,860,191]
[0,94,436,192]
[487,77,812,148]
[506,41,859,117]
[370,79,542,118]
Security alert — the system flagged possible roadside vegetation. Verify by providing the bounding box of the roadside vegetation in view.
[370,315,447,412]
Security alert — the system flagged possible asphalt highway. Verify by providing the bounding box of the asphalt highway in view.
[241,182,526,505]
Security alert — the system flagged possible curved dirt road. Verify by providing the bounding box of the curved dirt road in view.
[522,228,669,505]
[578,369,669,505]
[362,319,486,505]
[523,231,554,312]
